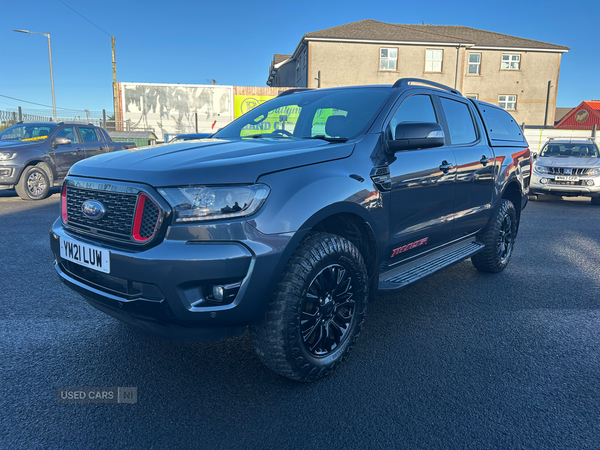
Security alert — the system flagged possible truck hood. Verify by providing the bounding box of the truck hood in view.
[69,138,355,186]
[537,157,600,168]
[0,140,43,151]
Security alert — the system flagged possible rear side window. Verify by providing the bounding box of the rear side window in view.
[79,127,99,143]
[475,102,525,143]
[439,97,478,145]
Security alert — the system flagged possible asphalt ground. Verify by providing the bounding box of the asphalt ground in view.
[1,189,599,449]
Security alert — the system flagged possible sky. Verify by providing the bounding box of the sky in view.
[1,0,598,115]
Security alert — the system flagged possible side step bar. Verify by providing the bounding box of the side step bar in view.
[378,240,484,291]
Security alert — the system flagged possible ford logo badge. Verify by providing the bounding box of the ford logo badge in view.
[81,200,106,220]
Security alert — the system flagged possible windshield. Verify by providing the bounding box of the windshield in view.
[0,123,57,142]
[214,87,394,141]
[540,142,599,158]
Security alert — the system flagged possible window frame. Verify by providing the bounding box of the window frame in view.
[424,49,444,73]
[465,93,479,100]
[296,59,301,82]
[498,94,517,111]
[379,47,398,72]
[467,52,481,76]
[500,53,521,70]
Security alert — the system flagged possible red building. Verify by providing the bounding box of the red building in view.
[555,101,600,130]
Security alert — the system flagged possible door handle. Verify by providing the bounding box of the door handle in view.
[439,161,453,173]
[480,156,490,166]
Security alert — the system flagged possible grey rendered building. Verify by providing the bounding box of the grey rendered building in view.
[267,20,569,126]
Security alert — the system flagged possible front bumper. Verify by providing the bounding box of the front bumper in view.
[0,163,20,188]
[530,173,600,197]
[50,219,293,342]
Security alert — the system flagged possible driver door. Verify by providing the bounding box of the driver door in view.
[49,126,83,177]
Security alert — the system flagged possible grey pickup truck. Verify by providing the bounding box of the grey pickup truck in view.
[0,122,136,200]
[50,79,531,381]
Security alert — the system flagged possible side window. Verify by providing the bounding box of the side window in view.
[439,97,478,145]
[388,95,437,139]
[54,127,80,143]
[79,127,99,143]
[478,105,524,143]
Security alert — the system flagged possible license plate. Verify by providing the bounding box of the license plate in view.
[555,175,579,181]
[59,237,110,273]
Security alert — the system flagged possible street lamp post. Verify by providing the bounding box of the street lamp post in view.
[14,29,57,122]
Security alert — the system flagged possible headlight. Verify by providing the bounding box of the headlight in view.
[534,165,551,175]
[589,168,600,176]
[158,184,270,223]
[0,152,16,161]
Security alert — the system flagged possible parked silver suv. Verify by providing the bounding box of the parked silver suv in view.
[531,138,600,204]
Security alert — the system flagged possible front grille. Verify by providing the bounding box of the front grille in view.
[549,180,583,186]
[65,186,162,244]
[547,167,590,175]
[139,198,160,239]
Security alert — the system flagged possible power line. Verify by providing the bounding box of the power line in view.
[57,0,112,37]
[0,93,86,111]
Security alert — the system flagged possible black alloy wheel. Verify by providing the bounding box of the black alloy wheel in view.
[250,232,368,382]
[497,214,513,265]
[300,264,356,356]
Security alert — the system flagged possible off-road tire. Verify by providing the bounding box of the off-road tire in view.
[472,199,517,273]
[250,232,368,382]
[591,196,600,205]
[15,163,52,201]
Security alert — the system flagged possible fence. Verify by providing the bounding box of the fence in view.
[0,107,154,133]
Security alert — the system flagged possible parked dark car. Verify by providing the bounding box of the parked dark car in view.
[50,79,531,381]
[0,122,136,200]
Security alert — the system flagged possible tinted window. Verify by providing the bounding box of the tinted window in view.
[440,97,478,145]
[79,127,99,143]
[389,95,437,139]
[55,127,80,143]
[476,103,525,143]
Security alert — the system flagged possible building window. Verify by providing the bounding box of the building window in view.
[501,54,521,70]
[465,93,479,100]
[303,49,307,68]
[498,95,517,110]
[425,49,443,72]
[296,59,300,81]
[467,53,481,75]
[380,48,398,71]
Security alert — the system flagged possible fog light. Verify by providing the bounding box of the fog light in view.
[541,178,549,184]
[208,282,242,304]
[586,180,595,186]
[0,168,11,177]
[212,285,224,301]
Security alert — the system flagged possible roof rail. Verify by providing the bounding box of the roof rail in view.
[393,78,461,96]
[278,88,313,97]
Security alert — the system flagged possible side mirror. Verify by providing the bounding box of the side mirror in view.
[532,152,538,160]
[388,122,445,152]
[51,137,71,148]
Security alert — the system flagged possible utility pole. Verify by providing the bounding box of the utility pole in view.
[112,36,119,130]
[14,30,56,121]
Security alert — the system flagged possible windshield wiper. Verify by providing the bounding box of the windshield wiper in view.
[305,135,349,143]
[247,134,291,139]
